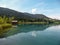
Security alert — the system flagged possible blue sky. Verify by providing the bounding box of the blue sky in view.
[0,0,60,19]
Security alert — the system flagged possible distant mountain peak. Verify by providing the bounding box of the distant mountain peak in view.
[0,7,49,19]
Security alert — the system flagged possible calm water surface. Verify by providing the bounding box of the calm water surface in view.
[0,24,60,45]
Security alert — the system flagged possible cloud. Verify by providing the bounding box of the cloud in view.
[31,31,37,37]
[48,15,60,20]
[0,4,7,7]
[31,8,37,14]
[34,2,45,7]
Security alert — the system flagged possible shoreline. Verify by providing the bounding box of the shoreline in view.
[18,22,60,24]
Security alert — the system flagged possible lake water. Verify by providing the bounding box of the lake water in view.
[0,24,60,45]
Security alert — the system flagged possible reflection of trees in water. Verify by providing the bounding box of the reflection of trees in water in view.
[17,24,50,32]
[0,28,11,38]
[0,24,53,38]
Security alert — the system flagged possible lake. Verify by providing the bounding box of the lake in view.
[0,24,60,45]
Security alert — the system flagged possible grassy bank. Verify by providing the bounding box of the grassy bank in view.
[18,22,48,24]
[0,23,12,30]
[18,21,60,24]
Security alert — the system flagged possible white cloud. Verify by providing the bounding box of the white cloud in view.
[46,13,60,20]
[0,0,21,11]
[0,4,7,7]
[31,8,37,14]
[48,15,60,20]
[31,31,36,37]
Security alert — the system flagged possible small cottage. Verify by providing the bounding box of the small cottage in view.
[12,20,18,25]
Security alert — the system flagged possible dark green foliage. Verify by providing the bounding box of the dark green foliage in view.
[0,7,60,24]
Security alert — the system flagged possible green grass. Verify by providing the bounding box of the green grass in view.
[18,22,49,24]
[0,23,12,30]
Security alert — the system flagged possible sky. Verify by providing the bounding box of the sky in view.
[0,0,60,19]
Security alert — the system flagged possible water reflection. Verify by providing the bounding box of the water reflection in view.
[0,28,11,38]
[5,24,51,37]
[0,24,57,38]
[0,25,60,45]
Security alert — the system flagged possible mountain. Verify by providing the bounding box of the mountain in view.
[0,7,49,20]
[0,7,60,24]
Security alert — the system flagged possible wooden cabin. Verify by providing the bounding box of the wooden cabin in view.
[12,20,18,25]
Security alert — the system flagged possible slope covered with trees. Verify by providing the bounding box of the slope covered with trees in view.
[0,7,60,24]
